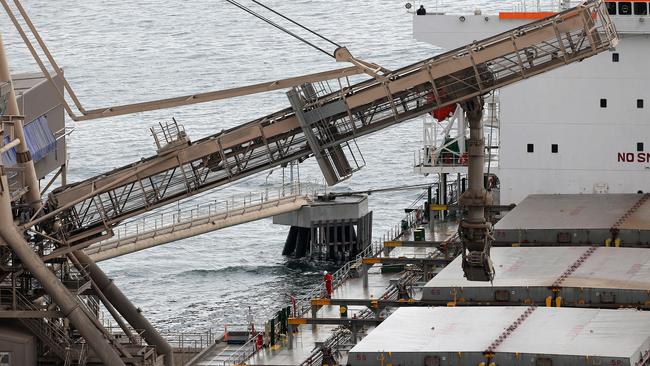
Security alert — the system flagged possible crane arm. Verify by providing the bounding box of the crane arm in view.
[71,66,363,121]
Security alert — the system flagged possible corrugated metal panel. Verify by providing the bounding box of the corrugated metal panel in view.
[23,116,56,162]
[0,81,9,117]
[422,247,650,305]
[2,135,17,165]
[348,307,650,366]
[1,115,56,165]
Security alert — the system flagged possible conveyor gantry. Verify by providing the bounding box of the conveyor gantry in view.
[34,0,617,249]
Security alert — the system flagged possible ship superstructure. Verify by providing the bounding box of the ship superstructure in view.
[414,0,650,203]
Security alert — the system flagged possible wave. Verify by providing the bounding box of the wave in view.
[175,264,288,278]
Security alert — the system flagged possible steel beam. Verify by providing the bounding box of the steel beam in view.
[361,257,452,266]
[0,310,63,318]
[288,317,383,326]
[0,179,126,366]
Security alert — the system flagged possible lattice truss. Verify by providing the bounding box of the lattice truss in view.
[37,0,615,247]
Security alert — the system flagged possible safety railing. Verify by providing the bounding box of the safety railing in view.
[15,291,72,358]
[96,181,325,246]
[221,330,264,366]
[163,330,217,351]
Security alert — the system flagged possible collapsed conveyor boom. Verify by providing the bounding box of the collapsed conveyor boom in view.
[32,1,616,272]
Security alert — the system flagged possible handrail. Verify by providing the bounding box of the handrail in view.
[221,330,264,366]
[89,181,324,249]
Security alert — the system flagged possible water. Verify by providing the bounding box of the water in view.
[1,0,520,332]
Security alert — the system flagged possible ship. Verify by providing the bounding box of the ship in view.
[0,0,648,365]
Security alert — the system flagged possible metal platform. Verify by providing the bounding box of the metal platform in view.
[494,194,650,246]
[348,307,650,366]
[85,184,316,261]
[422,246,650,307]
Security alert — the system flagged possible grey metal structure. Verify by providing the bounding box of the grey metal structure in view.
[493,194,650,246]
[348,307,650,366]
[273,195,373,261]
[26,1,616,250]
[12,72,67,181]
[423,246,650,307]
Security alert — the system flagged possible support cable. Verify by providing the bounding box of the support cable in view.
[224,0,336,58]
[250,0,342,48]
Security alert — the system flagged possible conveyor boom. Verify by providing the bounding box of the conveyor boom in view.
[37,0,617,247]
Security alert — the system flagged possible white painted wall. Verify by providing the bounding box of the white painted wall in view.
[414,13,650,204]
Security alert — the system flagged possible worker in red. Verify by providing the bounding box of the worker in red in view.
[323,271,333,299]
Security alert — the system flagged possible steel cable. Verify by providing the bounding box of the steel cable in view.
[225,0,335,58]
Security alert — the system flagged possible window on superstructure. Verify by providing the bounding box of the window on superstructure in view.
[606,2,617,14]
[612,53,619,62]
[634,2,647,15]
[618,2,632,15]
[551,144,558,153]
[527,144,534,153]
[600,98,607,108]
[637,99,644,108]
[638,142,645,152]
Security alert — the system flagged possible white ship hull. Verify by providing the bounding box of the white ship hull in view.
[414,4,650,203]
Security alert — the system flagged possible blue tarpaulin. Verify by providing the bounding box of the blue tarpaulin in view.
[1,115,56,165]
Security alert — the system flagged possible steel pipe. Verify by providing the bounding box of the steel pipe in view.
[0,176,126,366]
[73,250,174,366]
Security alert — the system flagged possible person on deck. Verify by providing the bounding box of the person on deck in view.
[417,5,427,15]
[323,271,333,299]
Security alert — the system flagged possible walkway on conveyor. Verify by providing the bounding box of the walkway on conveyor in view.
[85,184,319,261]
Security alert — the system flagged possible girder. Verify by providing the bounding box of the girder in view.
[35,0,616,249]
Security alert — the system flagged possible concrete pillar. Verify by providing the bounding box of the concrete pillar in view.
[282,226,299,256]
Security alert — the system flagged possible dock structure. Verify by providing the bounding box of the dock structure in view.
[348,306,650,366]
[273,195,372,262]
[494,194,650,246]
